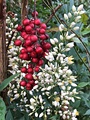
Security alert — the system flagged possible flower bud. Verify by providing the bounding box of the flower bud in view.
[68,12,72,18]
[75,16,81,22]
[66,42,74,48]
[64,14,68,20]
[60,35,63,40]
[77,4,83,11]
[72,5,76,12]
[50,39,55,45]
[73,26,79,31]
[70,22,76,28]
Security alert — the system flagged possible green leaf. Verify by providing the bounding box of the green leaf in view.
[6,110,14,120]
[50,115,57,120]
[72,37,81,43]
[81,14,89,25]
[0,73,19,91]
[84,109,90,115]
[81,28,90,35]
[78,82,90,88]
[0,97,6,120]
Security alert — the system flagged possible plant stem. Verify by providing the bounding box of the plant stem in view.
[74,47,90,72]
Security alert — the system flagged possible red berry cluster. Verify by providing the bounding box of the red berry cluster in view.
[14,11,51,90]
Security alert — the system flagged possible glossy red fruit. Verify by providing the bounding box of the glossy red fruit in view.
[27,68,33,73]
[20,80,27,87]
[23,19,30,26]
[25,26,32,32]
[36,47,43,54]
[23,34,29,40]
[27,46,33,52]
[21,31,26,38]
[16,25,23,31]
[25,40,32,46]
[34,66,40,72]
[31,35,38,42]
[39,28,46,34]
[26,83,32,90]
[40,23,47,29]
[38,59,44,66]
[14,39,22,46]
[32,11,38,17]
[25,73,33,80]
[34,19,41,25]
[44,43,51,49]
[39,34,47,40]
[19,53,23,59]
[30,51,37,58]
[28,80,35,85]
[21,67,27,73]
[20,48,27,54]
[22,53,29,60]
[29,23,34,28]
[32,58,38,63]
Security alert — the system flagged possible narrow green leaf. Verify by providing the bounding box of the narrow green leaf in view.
[78,82,90,88]
[0,73,20,91]
[0,97,6,120]
[84,109,90,115]
[6,110,14,120]
[81,28,90,35]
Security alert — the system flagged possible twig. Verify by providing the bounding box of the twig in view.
[45,4,63,24]
[74,47,90,72]
[6,31,15,51]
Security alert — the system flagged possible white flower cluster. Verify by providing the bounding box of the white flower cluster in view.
[59,4,85,41]
[16,37,79,119]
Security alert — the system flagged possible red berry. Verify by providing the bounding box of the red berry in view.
[39,28,46,34]
[23,19,30,26]
[14,39,22,46]
[25,26,32,32]
[38,59,44,66]
[44,43,51,49]
[21,67,27,73]
[32,11,38,17]
[32,58,38,63]
[36,47,43,54]
[19,53,23,59]
[25,40,32,46]
[27,46,33,52]
[22,53,29,60]
[30,51,37,58]
[34,19,41,25]
[23,34,29,40]
[28,80,35,85]
[34,66,40,72]
[25,73,33,80]
[20,80,27,87]
[21,31,26,38]
[20,48,27,54]
[39,34,47,40]
[31,35,38,42]
[27,68,33,73]
[29,23,34,28]
[40,23,47,29]
[16,25,23,31]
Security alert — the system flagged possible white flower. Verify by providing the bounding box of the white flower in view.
[75,16,81,22]
[77,4,83,11]
[68,12,72,18]
[54,38,58,43]
[70,22,76,28]
[52,101,60,107]
[39,112,43,118]
[72,5,76,12]
[64,14,68,20]
[30,98,35,104]
[60,35,64,40]
[35,112,38,117]
[73,26,79,31]
[50,39,55,45]
[66,42,74,48]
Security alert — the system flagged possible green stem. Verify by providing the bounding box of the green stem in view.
[74,47,90,72]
